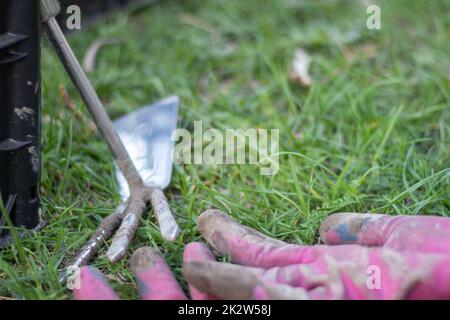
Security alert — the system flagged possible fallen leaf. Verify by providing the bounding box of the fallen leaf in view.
[290,49,313,86]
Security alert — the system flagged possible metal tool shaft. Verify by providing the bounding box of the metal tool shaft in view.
[42,14,142,189]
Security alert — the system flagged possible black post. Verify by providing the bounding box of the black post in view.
[0,0,41,245]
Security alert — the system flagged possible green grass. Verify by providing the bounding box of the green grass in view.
[1,0,449,299]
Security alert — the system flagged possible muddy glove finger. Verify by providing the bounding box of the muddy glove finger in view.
[183,245,333,299]
[130,247,187,300]
[320,212,450,254]
[198,209,319,268]
[183,242,219,300]
[183,260,310,300]
[72,266,120,300]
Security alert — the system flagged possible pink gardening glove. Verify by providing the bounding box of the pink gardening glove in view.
[72,210,450,300]
[182,210,450,300]
[72,243,218,300]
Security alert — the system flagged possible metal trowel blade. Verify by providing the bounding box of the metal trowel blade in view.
[113,96,179,199]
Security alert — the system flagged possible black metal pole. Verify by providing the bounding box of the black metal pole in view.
[0,0,41,245]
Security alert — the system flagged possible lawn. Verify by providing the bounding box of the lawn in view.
[0,0,449,299]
